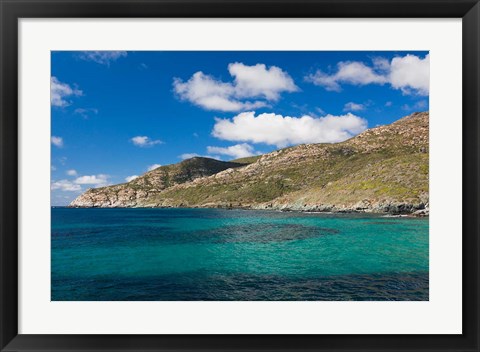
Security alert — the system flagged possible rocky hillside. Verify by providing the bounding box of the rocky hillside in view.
[70,112,429,214]
[69,158,245,208]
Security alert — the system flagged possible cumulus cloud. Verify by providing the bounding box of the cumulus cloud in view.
[228,62,298,100]
[51,77,82,107]
[306,61,387,92]
[372,57,391,71]
[173,72,267,112]
[74,174,109,186]
[51,180,81,192]
[51,136,64,148]
[53,173,110,191]
[147,164,162,171]
[125,175,139,182]
[389,54,430,95]
[212,111,368,148]
[306,53,429,96]
[343,102,365,112]
[130,136,163,147]
[206,143,259,159]
[173,63,298,112]
[77,51,127,65]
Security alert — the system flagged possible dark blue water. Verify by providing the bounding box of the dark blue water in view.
[51,208,429,301]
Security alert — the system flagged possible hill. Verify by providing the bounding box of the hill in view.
[69,157,245,208]
[70,112,429,214]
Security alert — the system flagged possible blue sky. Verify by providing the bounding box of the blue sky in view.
[51,51,429,205]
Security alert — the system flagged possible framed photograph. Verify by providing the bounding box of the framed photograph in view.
[1,0,478,351]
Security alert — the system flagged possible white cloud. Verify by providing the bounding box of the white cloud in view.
[51,136,64,148]
[125,175,139,182]
[74,174,109,186]
[315,107,326,116]
[305,70,342,92]
[389,54,430,95]
[415,100,428,109]
[173,63,298,112]
[51,165,57,171]
[173,72,267,112]
[343,102,365,112]
[51,180,82,192]
[385,101,393,107]
[306,54,429,96]
[52,174,109,191]
[74,108,98,118]
[212,111,368,148]
[77,51,127,65]
[206,143,258,159]
[306,61,386,92]
[51,77,82,107]
[130,136,163,147]
[147,164,162,171]
[372,57,391,71]
[179,153,200,160]
[335,61,388,86]
[228,62,298,100]
[402,100,428,111]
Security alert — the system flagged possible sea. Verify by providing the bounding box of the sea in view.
[51,207,429,301]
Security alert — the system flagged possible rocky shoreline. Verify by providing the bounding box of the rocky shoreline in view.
[253,203,429,217]
[68,201,429,217]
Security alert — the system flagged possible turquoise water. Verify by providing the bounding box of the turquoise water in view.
[51,208,428,301]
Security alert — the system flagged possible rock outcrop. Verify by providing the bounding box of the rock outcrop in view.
[70,158,245,207]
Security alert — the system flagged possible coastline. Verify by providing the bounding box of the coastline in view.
[67,112,429,217]
[65,202,429,217]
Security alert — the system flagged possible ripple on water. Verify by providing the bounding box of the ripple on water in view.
[195,223,340,244]
[51,271,429,301]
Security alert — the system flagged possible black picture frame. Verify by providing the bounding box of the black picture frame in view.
[1,0,478,351]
